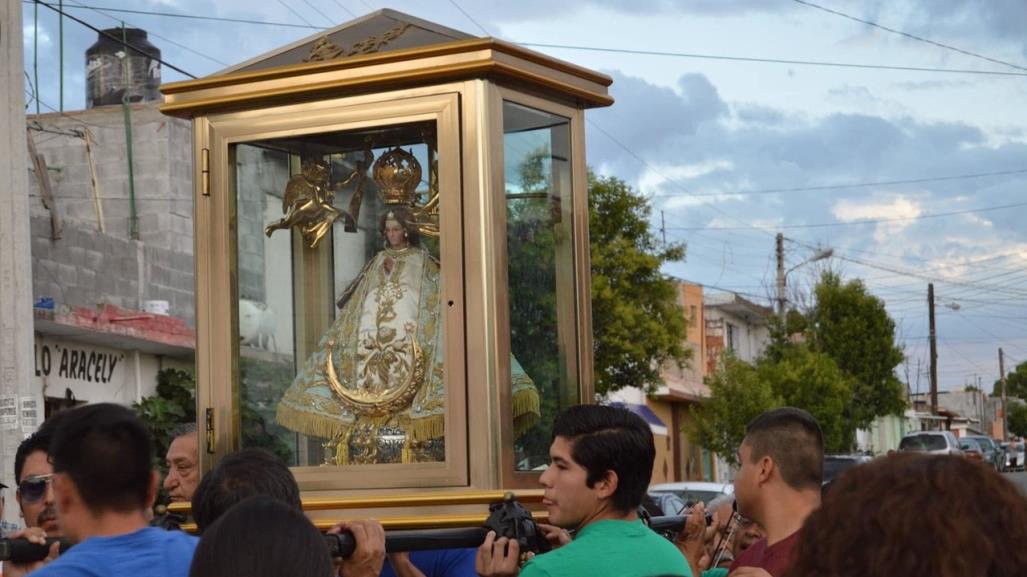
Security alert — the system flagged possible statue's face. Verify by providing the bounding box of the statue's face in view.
[384,218,407,248]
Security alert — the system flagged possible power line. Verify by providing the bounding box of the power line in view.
[667,200,1027,231]
[22,1,1027,79]
[298,0,336,25]
[832,254,1027,299]
[517,42,1027,78]
[327,0,358,20]
[791,0,1027,73]
[32,0,196,78]
[276,0,317,28]
[446,0,490,36]
[651,168,1027,198]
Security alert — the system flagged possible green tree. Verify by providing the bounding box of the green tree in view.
[808,272,906,431]
[507,158,689,464]
[755,345,855,451]
[1008,402,1027,439]
[690,347,855,463]
[690,352,780,467]
[993,360,1027,399]
[589,172,689,395]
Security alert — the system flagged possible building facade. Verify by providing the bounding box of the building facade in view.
[26,103,196,412]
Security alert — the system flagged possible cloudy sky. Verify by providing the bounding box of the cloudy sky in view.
[22,0,1027,394]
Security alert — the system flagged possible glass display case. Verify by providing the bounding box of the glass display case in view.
[161,9,612,496]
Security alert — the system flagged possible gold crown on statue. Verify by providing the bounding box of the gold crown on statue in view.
[372,147,422,205]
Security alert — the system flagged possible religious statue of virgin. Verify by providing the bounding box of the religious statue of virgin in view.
[276,204,540,465]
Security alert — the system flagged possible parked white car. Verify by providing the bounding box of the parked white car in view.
[898,431,964,456]
[1003,441,1025,471]
[648,481,734,514]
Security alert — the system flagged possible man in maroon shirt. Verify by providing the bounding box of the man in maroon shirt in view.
[728,408,823,577]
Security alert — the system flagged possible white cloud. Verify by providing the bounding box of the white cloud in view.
[638,160,740,209]
[23,25,52,49]
[831,196,922,222]
[831,196,923,244]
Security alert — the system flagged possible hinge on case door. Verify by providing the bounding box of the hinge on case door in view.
[205,407,215,454]
[201,148,210,197]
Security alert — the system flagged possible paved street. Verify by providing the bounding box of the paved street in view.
[1003,471,1027,494]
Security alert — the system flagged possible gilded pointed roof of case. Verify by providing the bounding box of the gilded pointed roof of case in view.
[160,9,612,117]
[220,9,477,74]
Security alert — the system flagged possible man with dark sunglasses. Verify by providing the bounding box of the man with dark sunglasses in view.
[12,410,67,537]
[24,403,197,577]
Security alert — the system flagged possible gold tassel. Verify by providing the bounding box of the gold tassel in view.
[512,388,541,437]
[401,436,414,464]
[334,434,350,465]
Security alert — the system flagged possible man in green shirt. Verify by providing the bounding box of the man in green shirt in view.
[476,405,692,577]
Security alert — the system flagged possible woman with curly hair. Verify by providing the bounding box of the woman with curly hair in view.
[785,452,1027,577]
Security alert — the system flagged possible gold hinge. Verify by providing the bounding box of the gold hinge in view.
[201,148,210,197]
[205,407,215,454]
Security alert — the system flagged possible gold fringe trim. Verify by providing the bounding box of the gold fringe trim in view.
[408,414,445,442]
[512,387,541,438]
[276,403,351,441]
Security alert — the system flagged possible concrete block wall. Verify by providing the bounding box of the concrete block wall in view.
[27,103,196,325]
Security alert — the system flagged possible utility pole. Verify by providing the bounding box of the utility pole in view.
[928,283,938,416]
[1000,347,1007,440]
[776,233,785,316]
[2,0,43,524]
[660,210,666,244]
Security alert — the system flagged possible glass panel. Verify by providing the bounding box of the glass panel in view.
[233,120,446,468]
[503,101,576,471]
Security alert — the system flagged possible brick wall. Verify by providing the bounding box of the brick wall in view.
[27,103,195,325]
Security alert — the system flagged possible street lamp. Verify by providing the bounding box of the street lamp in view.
[776,233,833,315]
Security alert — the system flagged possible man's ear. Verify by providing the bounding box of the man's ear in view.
[594,469,620,500]
[756,456,775,486]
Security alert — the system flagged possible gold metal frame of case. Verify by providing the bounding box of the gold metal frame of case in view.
[178,28,609,504]
[196,87,469,492]
[489,86,595,490]
[169,489,549,533]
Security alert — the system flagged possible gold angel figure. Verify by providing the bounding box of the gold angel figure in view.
[265,160,344,249]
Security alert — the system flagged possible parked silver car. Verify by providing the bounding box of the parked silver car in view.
[964,435,1002,471]
[898,431,964,456]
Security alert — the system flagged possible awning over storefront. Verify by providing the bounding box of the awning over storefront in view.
[609,401,668,436]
